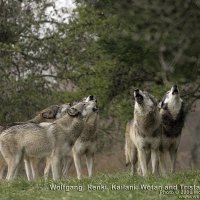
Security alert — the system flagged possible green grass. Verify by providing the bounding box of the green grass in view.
[1,170,200,200]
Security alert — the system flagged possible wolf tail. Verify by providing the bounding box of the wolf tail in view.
[125,122,131,167]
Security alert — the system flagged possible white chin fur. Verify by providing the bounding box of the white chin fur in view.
[135,99,154,115]
[164,92,183,119]
[82,108,92,117]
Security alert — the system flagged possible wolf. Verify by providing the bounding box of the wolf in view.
[14,103,71,125]
[23,103,72,180]
[43,95,99,180]
[159,85,185,174]
[72,96,99,179]
[129,89,161,176]
[125,120,138,175]
[0,99,98,180]
[0,103,71,180]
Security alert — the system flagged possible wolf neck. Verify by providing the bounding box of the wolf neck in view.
[85,113,98,126]
[29,115,53,123]
[80,120,98,142]
[167,97,182,120]
[54,114,84,142]
[134,107,160,135]
[56,114,82,127]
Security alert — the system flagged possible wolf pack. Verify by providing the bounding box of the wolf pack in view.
[0,85,185,181]
[125,85,185,176]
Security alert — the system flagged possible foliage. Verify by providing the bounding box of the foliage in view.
[0,171,200,200]
[64,0,200,121]
[0,0,200,126]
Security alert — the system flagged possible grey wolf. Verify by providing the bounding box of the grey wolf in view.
[0,100,98,180]
[72,95,99,179]
[125,119,138,175]
[129,89,161,176]
[158,85,185,174]
[15,103,71,124]
[44,95,99,180]
[0,104,71,180]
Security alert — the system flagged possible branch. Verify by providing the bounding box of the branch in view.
[182,83,200,112]
[36,74,68,79]
[159,45,170,85]
[168,38,190,70]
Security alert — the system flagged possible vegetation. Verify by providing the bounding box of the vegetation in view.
[0,1,200,199]
[0,0,200,158]
[0,171,200,200]
[1,0,200,123]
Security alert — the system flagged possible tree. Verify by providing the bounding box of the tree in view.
[63,0,200,119]
[0,0,74,123]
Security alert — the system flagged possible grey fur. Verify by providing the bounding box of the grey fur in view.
[159,85,185,174]
[0,103,71,180]
[0,100,97,180]
[127,89,161,176]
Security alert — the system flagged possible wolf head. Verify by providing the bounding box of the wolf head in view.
[40,103,71,120]
[82,95,97,103]
[56,103,72,119]
[159,85,183,120]
[67,95,98,117]
[82,95,98,112]
[134,89,158,115]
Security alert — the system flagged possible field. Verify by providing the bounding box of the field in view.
[0,170,200,200]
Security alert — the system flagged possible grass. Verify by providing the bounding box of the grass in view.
[0,170,200,200]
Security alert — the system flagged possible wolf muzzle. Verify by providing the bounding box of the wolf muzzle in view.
[172,85,179,95]
[134,89,143,104]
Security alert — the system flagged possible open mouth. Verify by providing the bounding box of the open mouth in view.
[135,95,143,104]
[134,89,144,104]
[92,107,98,112]
[172,89,178,95]
[89,95,94,101]
[172,85,179,95]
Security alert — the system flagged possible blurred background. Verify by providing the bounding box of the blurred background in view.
[0,0,200,174]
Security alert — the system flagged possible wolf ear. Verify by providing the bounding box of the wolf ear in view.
[67,107,80,117]
[42,106,59,119]
[158,101,162,109]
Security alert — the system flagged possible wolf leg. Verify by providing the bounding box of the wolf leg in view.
[13,161,21,179]
[24,158,33,181]
[159,150,167,176]
[138,149,147,176]
[44,157,51,179]
[30,158,39,180]
[137,151,150,175]
[73,151,82,180]
[51,156,61,180]
[130,145,137,176]
[6,154,22,180]
[169,147,178,173]
[151,149,159,175]
[86,152,94,177]
[62,156,73,177]
[0,160,6,179]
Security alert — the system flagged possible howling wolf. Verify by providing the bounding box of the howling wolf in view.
[128,89,161,176]
[0,100,98,180]
[159,85,185,174]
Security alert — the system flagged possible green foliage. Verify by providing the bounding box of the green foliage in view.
[0,1,67,123]
[0,0,200,125]
[1,171,200,200]
[64,0,200,121]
